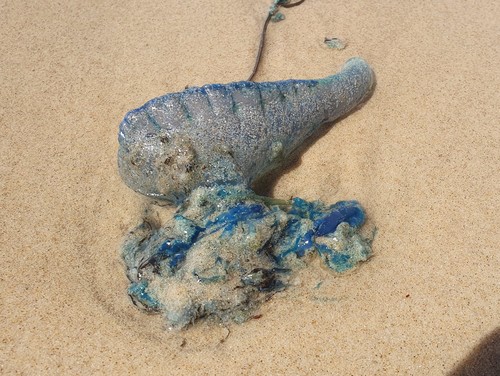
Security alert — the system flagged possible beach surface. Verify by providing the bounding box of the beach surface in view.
[1,0,499,374]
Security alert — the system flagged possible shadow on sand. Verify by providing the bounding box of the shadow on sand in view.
[448,327,500,376]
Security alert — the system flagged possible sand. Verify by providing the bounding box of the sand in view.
[1,0,498,374]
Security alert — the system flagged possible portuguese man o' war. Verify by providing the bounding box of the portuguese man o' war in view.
[119,57,375,328]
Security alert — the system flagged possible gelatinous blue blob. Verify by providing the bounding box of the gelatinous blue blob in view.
[295,229,315,254]
[155,216,204,268]
[316,244,355,273]
[313,201,365,236]
[289,197,320,219]
[206,203,267,236]
[273,200,365,263]
[128,281,161,311]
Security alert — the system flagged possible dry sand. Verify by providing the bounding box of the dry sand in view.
[1,0,499,374]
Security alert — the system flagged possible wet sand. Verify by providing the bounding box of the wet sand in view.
[1,0,499,374]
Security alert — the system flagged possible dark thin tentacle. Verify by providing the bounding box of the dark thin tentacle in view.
[247,13,272,81]
[247,0,306,81]
[282,0,306,8]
